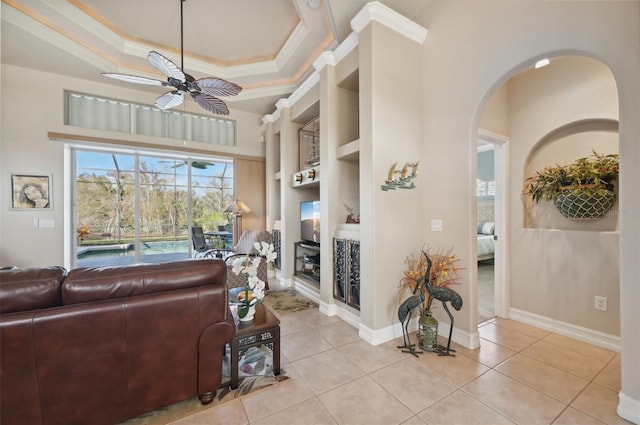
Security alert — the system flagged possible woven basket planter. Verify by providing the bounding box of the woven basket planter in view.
[553,185,615,220]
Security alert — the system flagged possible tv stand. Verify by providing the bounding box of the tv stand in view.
[294,241,320,287]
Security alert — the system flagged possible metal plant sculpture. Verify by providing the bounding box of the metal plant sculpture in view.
[397,256,432,357]
[421,250,463,356]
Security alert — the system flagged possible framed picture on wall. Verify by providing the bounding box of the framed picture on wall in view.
[10,174,52,210]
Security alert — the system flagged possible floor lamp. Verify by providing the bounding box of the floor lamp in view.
[225,200,251,246]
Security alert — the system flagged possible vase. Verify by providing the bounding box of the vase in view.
[554,185,615,220]
[239,304,256,322]
[417,311,439,352]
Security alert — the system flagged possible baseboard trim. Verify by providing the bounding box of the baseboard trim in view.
[336,306,360,329]
[294,280,319,302]
[509,308,621,352]
[618,391,640,424]
[320,301,337,316]
[359,322,399,346]
[357,317,478,349]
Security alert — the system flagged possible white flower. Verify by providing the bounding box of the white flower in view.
[247,275,260,290]
[232,242,277,306]
[232,257,246,275]
[253,286,265,301]
[254,280,265,291]
[250,256,262,269]
[254,241,277,263]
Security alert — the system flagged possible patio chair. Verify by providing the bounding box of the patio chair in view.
[191,226,229,258]
[224,229,272,289]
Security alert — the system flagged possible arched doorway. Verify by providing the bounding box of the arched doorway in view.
[474,55,620,345]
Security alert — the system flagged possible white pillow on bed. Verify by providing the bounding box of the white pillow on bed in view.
[478,221,495,235]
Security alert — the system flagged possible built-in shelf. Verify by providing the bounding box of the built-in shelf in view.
[335,224,360,240]
[294,241,320,288]
[336,139,360,161]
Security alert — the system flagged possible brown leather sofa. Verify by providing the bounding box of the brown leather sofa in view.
[0,259,235,425]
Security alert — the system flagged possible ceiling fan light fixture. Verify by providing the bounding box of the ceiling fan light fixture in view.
[101,0,241,115]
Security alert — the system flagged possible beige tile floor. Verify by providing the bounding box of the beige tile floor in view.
[171,309,630,425]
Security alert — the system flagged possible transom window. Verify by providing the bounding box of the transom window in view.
[65,91,236,146]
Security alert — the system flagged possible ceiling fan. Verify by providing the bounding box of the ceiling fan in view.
[102,0,241,115]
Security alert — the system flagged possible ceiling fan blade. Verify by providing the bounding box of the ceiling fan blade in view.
[155,91,184,110]
[192,161,215,169]
[191,92,229,115]
[195,77,242,97]
[148,51,185,81]
[102,73,167,86]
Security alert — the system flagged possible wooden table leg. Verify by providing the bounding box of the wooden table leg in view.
[273,326,280,376]
[231,336,239,389]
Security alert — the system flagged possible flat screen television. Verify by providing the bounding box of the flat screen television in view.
[300,200,321,245]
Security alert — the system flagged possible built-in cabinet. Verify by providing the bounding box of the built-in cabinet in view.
[262,3,427,338]
[333,238,360,310]
[272,228,281,270]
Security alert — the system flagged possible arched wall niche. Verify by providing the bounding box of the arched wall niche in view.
[472,54,621,342]
[523,118,620,231]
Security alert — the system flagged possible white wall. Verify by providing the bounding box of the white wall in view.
[413,0,639,421]
[0,65,265,268]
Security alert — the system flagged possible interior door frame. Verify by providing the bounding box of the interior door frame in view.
[478,129,509,318]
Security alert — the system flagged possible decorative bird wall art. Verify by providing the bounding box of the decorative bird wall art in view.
[381,161,419,191]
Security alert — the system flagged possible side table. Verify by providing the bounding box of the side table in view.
[230,303,281,389]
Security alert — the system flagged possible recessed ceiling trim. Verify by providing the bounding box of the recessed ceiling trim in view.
[47,0,126,52]
[233,83,298,102]
[2,1,118,70]
[273,21,310,69]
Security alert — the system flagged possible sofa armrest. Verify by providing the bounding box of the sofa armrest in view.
[197,311,235,403]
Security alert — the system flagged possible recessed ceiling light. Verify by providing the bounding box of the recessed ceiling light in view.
[535,58,550,69]
[308,0,320,9]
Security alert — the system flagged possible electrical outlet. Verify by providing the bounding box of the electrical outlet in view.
[595,296,607,311]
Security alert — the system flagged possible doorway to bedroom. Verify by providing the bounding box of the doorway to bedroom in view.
[476,129,508,324]
[477,140,496,323]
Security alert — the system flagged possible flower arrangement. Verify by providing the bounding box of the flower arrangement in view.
[523,151,618,203]
[231,242,277,319]
[398,246,462,315]
[77,224,90,244]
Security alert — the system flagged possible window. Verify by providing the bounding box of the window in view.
[66,91,236,146]
[73,148,234,267]
[476,179,495,197]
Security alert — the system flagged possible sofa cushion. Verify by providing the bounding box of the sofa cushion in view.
[0,266,66,314]
[62,258,227,305]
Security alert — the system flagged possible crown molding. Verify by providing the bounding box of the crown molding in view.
[351,1,427,45]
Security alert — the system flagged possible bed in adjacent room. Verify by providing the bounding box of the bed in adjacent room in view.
[477,221,495,261]
[477,198,495,261]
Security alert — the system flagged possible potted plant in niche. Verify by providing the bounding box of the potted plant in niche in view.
[398,247,462,351]
[523,151,618,220]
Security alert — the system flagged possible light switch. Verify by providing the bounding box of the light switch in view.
[39,219,55,228]
[431,219,443,231]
